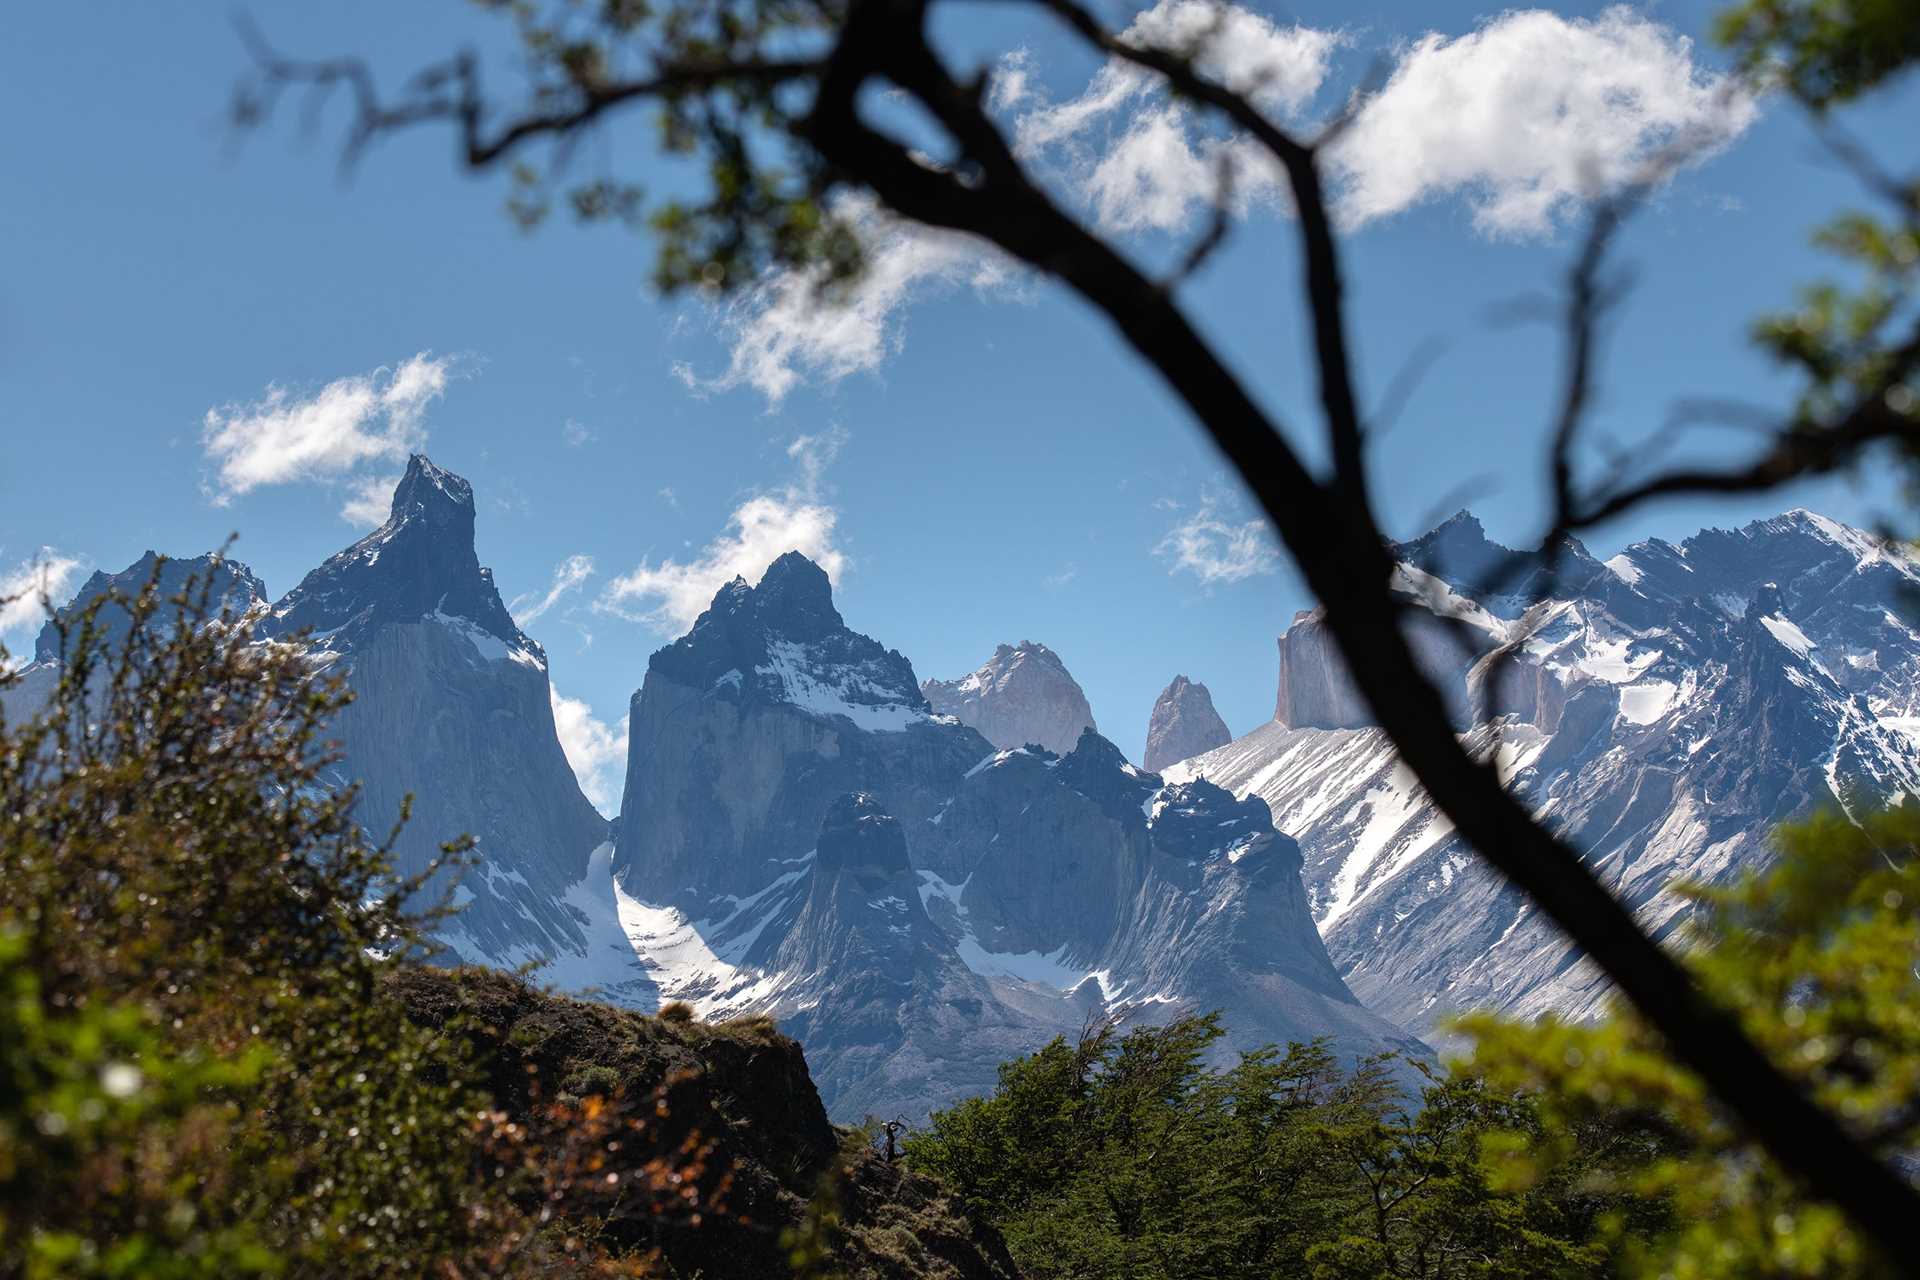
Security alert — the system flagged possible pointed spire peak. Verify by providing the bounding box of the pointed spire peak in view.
[389,454,475,522]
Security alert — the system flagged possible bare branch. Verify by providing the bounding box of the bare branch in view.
[233,13,824,175]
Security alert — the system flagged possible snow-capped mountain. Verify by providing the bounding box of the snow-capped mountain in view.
[1143,674,1232,772]
[256,455,609,965]
[588,553,1421,1117]
[1168,509,1920,1039]
[2,550,269,722]
[922,640,1099,755]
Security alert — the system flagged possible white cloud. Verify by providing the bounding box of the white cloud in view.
[599,429,849,633]
[510,554,596,624]
[339,472,403,528]
[1012,4,1752,238]
[563,418,595,447]
[1018,0,1337,150]
[549,686,627,816]
[0,549,86,658]
[684,196,1019,404]
[1010,0,1339,231]
[1327,7,1758,236]
[201,352,454,505]
[676,5,1757,398]
[1154,496,1278,584]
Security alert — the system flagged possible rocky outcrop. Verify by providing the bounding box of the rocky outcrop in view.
[258,455,608,965]
[1142,675,1231,772]
[1172,508,1920,1041]
[922,640,1098,755]
[392,965,1021,1280]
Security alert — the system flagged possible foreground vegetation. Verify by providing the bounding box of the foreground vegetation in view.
[11,561,1920,1277]
[0,565,1013,1278]
[906,807,1920,1279]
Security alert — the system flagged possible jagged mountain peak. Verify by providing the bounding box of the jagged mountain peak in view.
[1053,727,1159,822]
[261,458,537,664]
[922,638,1098,755]
[33,550,268,664]
[1148,778,1280,865]
[390,453,474,520]
[743,550,844,638]
[1394,509,1605,602]
[648,553,927,734]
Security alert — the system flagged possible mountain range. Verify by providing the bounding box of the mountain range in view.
[17,457,1919,1114]
[1166,509,1920,1038]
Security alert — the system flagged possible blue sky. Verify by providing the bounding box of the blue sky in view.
[4,1,1913,810]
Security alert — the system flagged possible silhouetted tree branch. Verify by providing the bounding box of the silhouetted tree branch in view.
[233,0,1920,1264]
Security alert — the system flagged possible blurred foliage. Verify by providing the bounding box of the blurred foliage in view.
[0,560,687,1277]
[1707,0,1920,485]
[464,0,860,295]
[1717,0,1920,107]
[1458,807,1920,1277]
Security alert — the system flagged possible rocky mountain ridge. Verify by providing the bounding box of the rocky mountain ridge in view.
[1170,508,1920,1038]
[599,553,1421,1116]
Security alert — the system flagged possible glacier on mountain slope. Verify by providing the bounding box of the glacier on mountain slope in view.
[1169,509,1920,1037]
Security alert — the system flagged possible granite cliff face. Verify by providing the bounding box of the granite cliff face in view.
[257,456,609,965]
[1142,674,1231,772]
[1170,509,1920,1039]
[591,556,1421,1117]
[922,640,1098,755]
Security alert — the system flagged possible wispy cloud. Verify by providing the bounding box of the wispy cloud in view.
[339,472,403,528]
[676,197,1020,405]
[1154,494,1278,585]
[1012,0,1339,232]
[201,352,456,519]
[674,5,1757,404]
[549,686,627,816]
[0,549,86,660]
[599,429,849,634]
[563,418,595,447]
[510,554,596,624]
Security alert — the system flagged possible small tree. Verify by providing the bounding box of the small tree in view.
[0,560,576,1276]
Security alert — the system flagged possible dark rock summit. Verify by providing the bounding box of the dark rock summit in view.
[263,454,529,658]
[1142,674,1232,772]
[923,639,1098,755]
[393,965,1020,1280]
